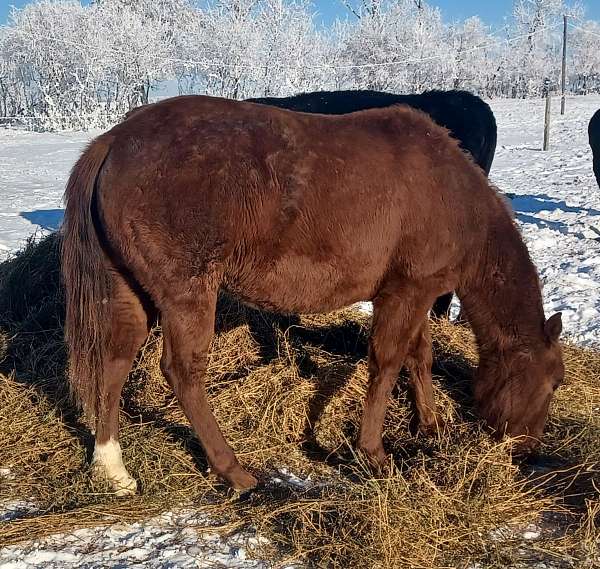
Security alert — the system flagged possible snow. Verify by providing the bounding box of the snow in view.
[0,508,271,568]
[1,94,600,564]
[0,129,95,257]
[0,471,308,568]
[0,501,37,523]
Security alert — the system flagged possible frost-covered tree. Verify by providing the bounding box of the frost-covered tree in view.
[446,17,494,94]
[0,0,599,131]
[94,0,177,108]
[176,0,326,99]
[0,0,188,128]
[254,0,329,97]
[569,19,600,93]
[506,0,583,97]
[334,0,449,92]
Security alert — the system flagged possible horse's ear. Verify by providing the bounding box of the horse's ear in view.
[544,313,562,343]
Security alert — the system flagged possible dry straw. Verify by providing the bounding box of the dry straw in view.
[0,234,598,568]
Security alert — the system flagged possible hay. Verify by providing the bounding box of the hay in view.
[0,233,598,568]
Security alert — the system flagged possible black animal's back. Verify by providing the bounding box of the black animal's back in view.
[249,89,497,175]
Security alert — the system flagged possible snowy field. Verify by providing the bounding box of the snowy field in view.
[489,95,600,347]
[0,506,270,568]
[1,94,600,565]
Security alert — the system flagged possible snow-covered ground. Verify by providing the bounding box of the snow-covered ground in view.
[489,95,600,347]
[0,130,95,258]
[1,94,600,565]
[0,469,312,568]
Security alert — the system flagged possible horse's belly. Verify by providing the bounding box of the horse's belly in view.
[227,255,382,314]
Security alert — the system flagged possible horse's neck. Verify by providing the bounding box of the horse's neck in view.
[460,219,545,352]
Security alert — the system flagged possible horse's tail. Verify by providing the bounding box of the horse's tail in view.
[61,134,114,425]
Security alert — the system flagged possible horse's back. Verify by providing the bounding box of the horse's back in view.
[249,90,402,114]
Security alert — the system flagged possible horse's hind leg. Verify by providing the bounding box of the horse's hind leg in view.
[405,320,443,435]
[358,283,437,469]
[92,270,151,496]
[160,287,257,491]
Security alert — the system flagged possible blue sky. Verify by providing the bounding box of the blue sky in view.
[315,1,517,27]
[1,0,599,26]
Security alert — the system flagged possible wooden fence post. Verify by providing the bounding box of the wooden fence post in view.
[561,14,567,115]
[543,90,552,151]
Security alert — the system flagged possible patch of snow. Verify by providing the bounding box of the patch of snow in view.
[0,129,96,260]
[489,95,600,348]
[0,500,38,523]
[270,467,312,489]
[355,301,373,314]
[522,528,542,540]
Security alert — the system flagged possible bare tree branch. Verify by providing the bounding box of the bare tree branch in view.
[339,0,362,20]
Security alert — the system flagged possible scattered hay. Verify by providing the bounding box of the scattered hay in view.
[0,234,598,568]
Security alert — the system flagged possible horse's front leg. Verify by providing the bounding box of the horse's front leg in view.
[357,283,436,470]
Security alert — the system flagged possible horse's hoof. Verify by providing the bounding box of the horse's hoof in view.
[113,477,138,497]
[92,462,138,497]
[418,415,445,437]
[358,442,389,474]
[226,468,258,491]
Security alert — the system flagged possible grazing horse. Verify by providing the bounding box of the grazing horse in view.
[589,109,600,188]
[248,89,498,318]
[62,95,563,495]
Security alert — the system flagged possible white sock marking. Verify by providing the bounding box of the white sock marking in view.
[92,438,137,495]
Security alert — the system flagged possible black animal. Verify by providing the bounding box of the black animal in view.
[589,109,600,188]
[248,89,498,318]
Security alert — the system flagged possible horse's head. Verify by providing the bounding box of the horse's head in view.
[474,312,564,452]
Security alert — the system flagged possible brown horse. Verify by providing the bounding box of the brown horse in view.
[61,95,563,495]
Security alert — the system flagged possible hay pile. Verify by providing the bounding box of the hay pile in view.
[0,234,598,568]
